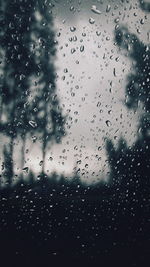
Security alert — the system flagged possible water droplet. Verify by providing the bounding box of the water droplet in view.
[22,167,29,173]
[91,5,101,15]
[97,102,101,107]
[70,26,76,32]
[96,31,101,36]
[39,160,43,166]
[1,162,5,171]
[29,121,37,128]
[73,36,77,41]
[70,6,75,12]
[82,32,86,37]
[137,28,141,34]
[89,17,95,24]
[64,68,68,73]
[106,36,110,41]
[80,45,84,52]
[115,57,119,62]
[113,68,117,77]
[71,48,76,54]
[57,32,61,37]
[115,24,119,30]
[32,136,37,142]
[114,18,119,23]
[106,120,111,127]
[106,5,111,13]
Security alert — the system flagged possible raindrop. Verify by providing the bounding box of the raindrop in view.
[127,44,130,51]
[91,5,101,15]
[97,102,101,107]
[106,36,110,41]
[106,5,111,13]
[89,18,95,24]
[64,68,68,73]
[1,162,4,171]
[73,36,77,41]
[57,32,61,37]
[137,28,141,34]
[70,6,75,12]
[22,167,29,173]
[96,31,101,36]
[32,136,37,142]
[106,120,111,127]
[80,45,84,52]
[29,120,37,128]
[114,18,120,23]
[71,48,76,54]
[113,68,117,77]
[115,24,119,30]
[70,26,76,32]
[39,160,43,166]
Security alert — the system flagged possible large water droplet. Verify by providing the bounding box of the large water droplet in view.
[80,45,84,52]
[22,167,29,173]
[91,5,101,15]
[32,136,37,142]
[70,26,76,32]
[106,120,111,127]
[96,31,101,36]
[89,17,95,24]
[106,5,111,12]
[39,160,43,166]
[29,120,37,128]
[71,48,76,54]
[140,18,144,25]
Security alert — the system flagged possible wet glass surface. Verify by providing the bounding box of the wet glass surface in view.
[0,1,150,266]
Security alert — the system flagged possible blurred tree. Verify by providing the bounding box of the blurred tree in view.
[25,0,66,173]
[106,0,150,191]
[0,0,36,184]
[106,138,128,187]
[0,0,66,185]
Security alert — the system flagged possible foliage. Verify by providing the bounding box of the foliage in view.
[0,0,66,183]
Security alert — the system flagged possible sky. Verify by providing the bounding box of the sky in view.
[1,0,150,184]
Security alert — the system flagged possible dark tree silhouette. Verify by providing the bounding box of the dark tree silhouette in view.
[0,0,66,185]
[0,0,36,184]
[106,0,150,192]
[106,137,128,187]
